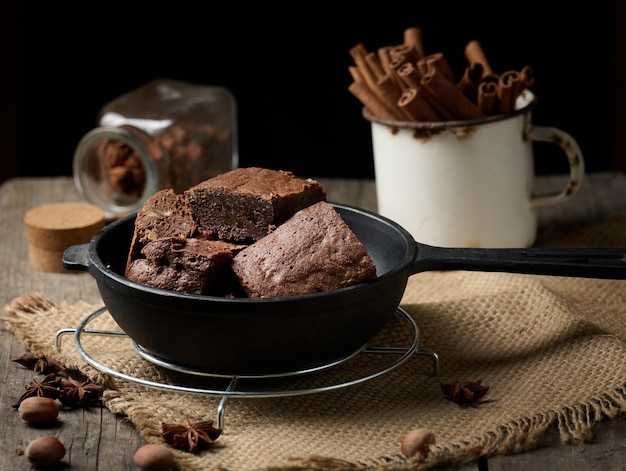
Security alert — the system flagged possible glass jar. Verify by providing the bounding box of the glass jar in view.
[73,79,238,218]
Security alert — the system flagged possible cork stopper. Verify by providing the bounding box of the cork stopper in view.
[24,202,105,273]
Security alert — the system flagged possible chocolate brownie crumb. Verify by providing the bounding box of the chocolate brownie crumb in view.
[125,237,243,295]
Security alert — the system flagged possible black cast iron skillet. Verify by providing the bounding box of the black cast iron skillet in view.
[63,203,626,375]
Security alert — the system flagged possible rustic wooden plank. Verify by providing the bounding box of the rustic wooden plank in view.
[1,327,142,470]
[487,419,626,470]
[535,172,626,231]
[0,177,149,470]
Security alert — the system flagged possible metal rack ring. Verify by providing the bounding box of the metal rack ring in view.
[55,306,440,429]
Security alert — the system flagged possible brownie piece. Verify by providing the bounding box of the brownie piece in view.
[126,188,197,268]
[125,237,244,295]
[231,201,377,298]
[185,167,327,242]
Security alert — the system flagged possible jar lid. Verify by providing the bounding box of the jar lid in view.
[24,202,105,273]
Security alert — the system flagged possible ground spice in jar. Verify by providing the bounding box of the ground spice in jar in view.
[73,79,238,219]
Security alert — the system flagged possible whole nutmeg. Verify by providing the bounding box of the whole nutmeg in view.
[25,436,66,466]
[400,428,436,457]
[18,396,59,425]
[133,443,176,471]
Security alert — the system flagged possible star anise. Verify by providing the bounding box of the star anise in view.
[440,379,490,406]
[11,373,62,408]
[161,419,222,453]
[11,352,65,375]
[59,378,104,408]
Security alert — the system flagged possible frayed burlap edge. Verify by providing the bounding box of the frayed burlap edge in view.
[277,391,626,471]
[5,292,626,471]
[1,293,116,387]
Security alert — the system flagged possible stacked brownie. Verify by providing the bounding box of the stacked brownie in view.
[125,167,377,297]
[231,201,377,297]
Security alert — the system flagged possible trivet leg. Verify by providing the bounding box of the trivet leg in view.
[415,349,440,377]
[54,328,76,352]
[217,376,239,430]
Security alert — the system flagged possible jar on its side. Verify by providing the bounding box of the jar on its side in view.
[73,79,238,218]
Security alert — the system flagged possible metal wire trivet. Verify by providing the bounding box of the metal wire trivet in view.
[56,306,440,429]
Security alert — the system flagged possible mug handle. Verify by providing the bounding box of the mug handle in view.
[527,125,585,209]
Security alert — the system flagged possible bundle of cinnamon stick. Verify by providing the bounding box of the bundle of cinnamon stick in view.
[348,27,535,122]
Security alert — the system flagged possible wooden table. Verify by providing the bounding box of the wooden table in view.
[1,173,626,470]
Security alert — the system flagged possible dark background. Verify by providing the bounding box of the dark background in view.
[2,2,625,184]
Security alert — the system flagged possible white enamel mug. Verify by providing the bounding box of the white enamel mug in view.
[364,91,584,248]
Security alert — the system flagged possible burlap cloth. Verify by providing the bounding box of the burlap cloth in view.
[3,214,626,470]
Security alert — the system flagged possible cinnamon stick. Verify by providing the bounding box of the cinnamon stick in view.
[394,60,452,119]
[396,62,422,89]
[350,43,382,98]
[419,53,456,83]
[389,43,421,66]
[376,74,412,120]
[388,53,408,74]
[387,53,412,90]
[378,46,406,89]
[356,58,380,93]
[498,67,536,113]
[518,66,535,92]
[497,70,520,113]
[477,81,498,115]
[397,87,441,122]
[348,81,403,121]
[348,33,537,122]
[420,67,485,120]
[419,87,456,121]
[365,51,386,82]
[457,62,484,102]
[377,46,393,75]
[348,65,364,83]
[464,39,494,79]
[349,43,369,62]
[403,27,425,59]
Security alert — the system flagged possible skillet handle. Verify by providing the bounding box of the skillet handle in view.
[412,244,626,280]
[62,244,90,272]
